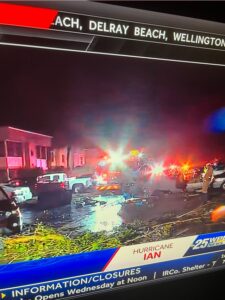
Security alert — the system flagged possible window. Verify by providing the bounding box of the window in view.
[0,141,5,157]
[36,146,41,159]
[37,175,50,183]
[41,147,46,159]
[7,141,22,157]
[36,146,46,159]
[62,154,65,163]
[47,148,51,161]
[80,156,85,165]
[53,175,60,182]
[51,151,55,162]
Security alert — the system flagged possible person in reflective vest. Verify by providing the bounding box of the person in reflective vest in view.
[201,162,214,202]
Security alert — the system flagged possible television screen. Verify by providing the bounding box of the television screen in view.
[1,2,225,299]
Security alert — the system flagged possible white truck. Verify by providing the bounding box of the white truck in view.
[37,173,93,193]
[0,184,33,204]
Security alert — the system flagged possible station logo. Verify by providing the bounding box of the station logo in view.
[184,232,225,256]
[192,235,225,250]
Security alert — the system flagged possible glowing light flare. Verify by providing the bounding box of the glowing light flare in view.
[109,149,125,164]
[181,163,190,172]
[98,160,107,167]
[151,163,165,176]
[95,175,107,185]
[211,205,225,222]
[130,149,139,157]
[169,164,177,170]
[108,148,129,170]
[207,107,225,132]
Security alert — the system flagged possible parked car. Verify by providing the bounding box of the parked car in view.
[1,182,33,204]
[186,168,225,192]
[8,177,38,195]
[212,170,225,191]
[0,186,23,234]
[37,173,93,193]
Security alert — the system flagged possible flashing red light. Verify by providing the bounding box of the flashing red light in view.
[15,181,20,186]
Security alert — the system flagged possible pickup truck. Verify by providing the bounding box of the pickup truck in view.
[37,173,93,193]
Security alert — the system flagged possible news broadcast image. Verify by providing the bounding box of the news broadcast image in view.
[1,2,225,300]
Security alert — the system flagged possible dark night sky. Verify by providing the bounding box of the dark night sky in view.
[1,44,225,161]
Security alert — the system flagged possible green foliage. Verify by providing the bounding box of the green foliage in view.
[0,223,120,264]
[0,221,175,264]
[113,227,137,243]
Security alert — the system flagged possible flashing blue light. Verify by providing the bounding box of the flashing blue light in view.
[207,107,225,132]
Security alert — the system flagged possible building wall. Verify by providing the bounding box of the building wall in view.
[0,157,7,169]
[0,128,103,175]
[51,147,85,169]
[0,126,52,180]
[51,147,68,168]
[74,150,85,167]
[50,147,103,170]
[51,147,88,169]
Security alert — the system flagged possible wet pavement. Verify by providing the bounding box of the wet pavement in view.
[19,190,225,235]
[21,194,123,233]
[119,192,202,223]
